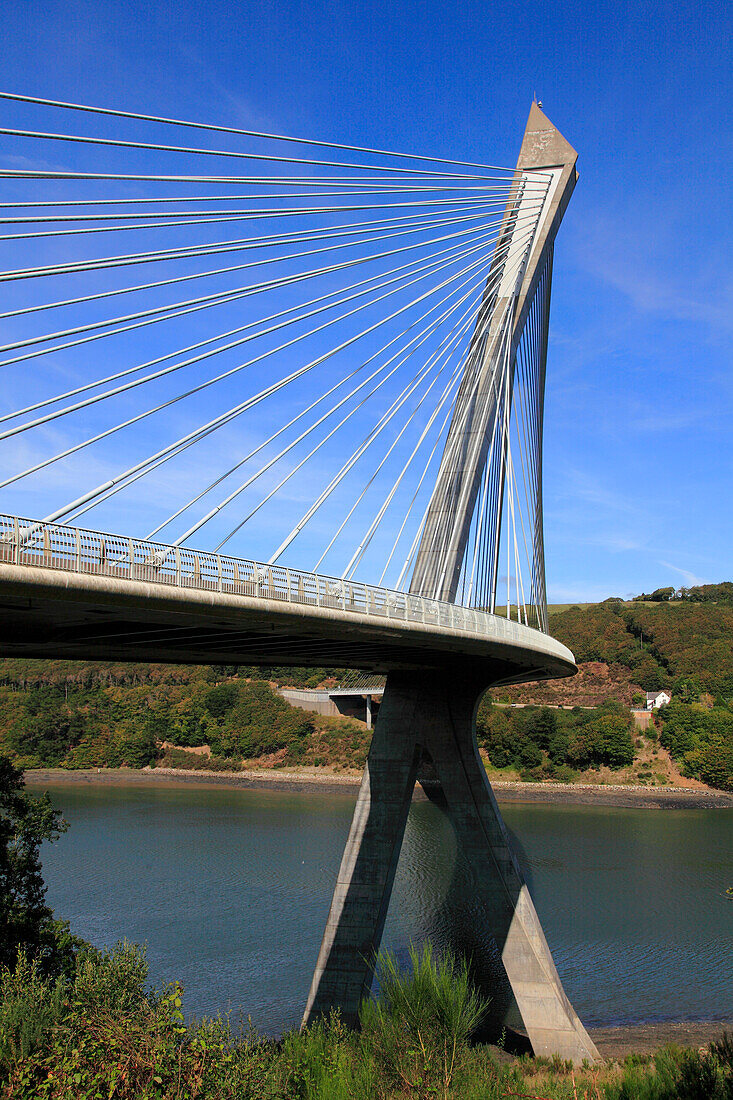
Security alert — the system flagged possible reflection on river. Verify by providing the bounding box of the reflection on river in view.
[32,782,733,1034]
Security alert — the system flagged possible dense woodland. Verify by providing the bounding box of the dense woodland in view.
[0,668,371,776]
[549,597,733,698]
[0,586,731,790]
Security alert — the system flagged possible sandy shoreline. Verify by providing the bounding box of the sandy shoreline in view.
[25,766,733,808]
[587,1020,732,1059]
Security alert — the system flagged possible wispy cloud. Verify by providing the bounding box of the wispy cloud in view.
[570,213,733,338]
[625,408,712,435]
[553,466,644,518]
[658,560,708,587]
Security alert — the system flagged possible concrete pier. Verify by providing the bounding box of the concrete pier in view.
[303,668,599,1064]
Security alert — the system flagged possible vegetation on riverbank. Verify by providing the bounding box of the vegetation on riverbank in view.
[2,940,732,1099]
[0,658,731,790]
[0,669,371,776]
[477,699,635,781]
[0,932,730,1100]
[658,703,733,791]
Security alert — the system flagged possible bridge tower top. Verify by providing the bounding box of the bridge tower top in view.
[409,104,577,608]
[511,102,578,334]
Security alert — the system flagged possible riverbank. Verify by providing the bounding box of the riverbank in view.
[587,1020,733,1060]
[3,937,731,1098]
[25,766,733,808]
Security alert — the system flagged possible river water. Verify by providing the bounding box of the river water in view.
[32,781,733,1034]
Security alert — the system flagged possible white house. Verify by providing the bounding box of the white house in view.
[646,690,671,710]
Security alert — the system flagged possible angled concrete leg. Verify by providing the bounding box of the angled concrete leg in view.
[414,669,599,1063]
[302,683,422,1027]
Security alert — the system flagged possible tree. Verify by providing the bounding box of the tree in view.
[566,729,599,770]
[659,703,733,790]
[517,738,542,770]
[673,677,702,704]
[119,728,158,768]
[629,654,667,691]
[215,681,314,759]
[547,730,570,763]
[0,755,78,975]
[529,707,557,750]
[687,734,733,791]
[204,683,239,719]
[566,714,634,769]
[594,715,635,767]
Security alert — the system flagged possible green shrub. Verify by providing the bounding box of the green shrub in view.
[358,944,487,1094]
[72,942,148,1015]
[0,952,65,1075]
[608,1038,733,1099]
[3,932,731,1099]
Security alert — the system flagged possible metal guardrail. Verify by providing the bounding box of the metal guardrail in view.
[0,513,548,646]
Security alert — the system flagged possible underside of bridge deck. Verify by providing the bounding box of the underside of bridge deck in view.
[0,563,574,682]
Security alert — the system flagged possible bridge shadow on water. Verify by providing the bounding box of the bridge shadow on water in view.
[386,789,535,1054]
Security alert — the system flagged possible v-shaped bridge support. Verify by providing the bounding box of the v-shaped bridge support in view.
[302,669,599,1063]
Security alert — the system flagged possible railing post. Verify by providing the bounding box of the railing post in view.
[316,576,321,607]
[286,568,291,602]
[175,546,181,587]
[217,555,222,593]
[128,538,134,577]
[75,529,81,571]
[14,517,19,564]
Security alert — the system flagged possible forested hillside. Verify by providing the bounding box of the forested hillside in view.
[548,598,733,698]
[506,589,733,790]
[0,664,369,774]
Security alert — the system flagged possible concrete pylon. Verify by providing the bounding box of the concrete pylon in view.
[302,108,599,1064]
[302,667,599,1063]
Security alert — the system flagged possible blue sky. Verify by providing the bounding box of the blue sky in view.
[0,0,730,601]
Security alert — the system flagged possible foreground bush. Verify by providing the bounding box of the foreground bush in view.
[1,941,731,1099]
[358,944,487,1094]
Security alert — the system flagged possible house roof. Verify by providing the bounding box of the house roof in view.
[646,690,669,701]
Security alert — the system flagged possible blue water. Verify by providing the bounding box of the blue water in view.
[31,781,733,1034]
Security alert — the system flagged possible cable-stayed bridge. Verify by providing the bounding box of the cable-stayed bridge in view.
[0,95,598,1062]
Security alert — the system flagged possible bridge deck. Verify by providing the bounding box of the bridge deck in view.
[0,515,575,681]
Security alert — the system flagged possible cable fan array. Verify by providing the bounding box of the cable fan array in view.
[0,92,552,630]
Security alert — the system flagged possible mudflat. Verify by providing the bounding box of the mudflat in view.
[588,1020,733,1060]
[25,767,733,808]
